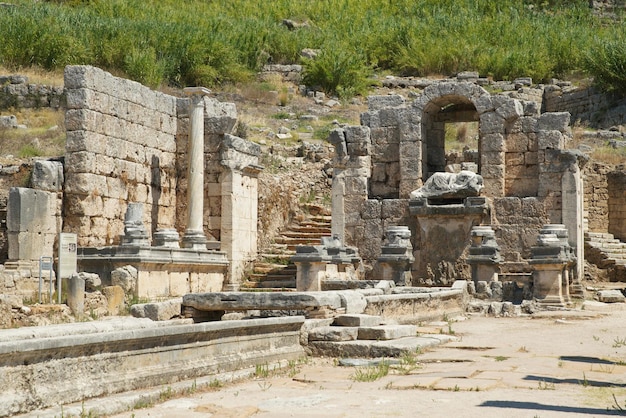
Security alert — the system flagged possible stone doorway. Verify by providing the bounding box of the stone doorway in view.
[422,95,480,179]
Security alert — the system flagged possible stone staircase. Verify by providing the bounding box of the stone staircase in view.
[243,205,332,290]
[307,314,458,358]
[584,231,626,281]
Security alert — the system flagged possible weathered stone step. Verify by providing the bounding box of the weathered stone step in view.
[586,232,616,240]
[286,226,332,234]
[242,278,296,289]
[357,325,418,341]
[308,334,458,358]
[275,237,324,246]
[253,263,293,274]
[334,314,383,327]
[281,231,330,239]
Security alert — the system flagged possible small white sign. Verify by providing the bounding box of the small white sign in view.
[58,233,78,279]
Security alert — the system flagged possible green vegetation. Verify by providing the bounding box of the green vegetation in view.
[0,1,625,95]
[350,360,390,382]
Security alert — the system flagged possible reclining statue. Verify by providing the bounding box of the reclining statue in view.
[410,170,483,200]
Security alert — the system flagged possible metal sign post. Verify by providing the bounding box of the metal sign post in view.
[38,256,54,303]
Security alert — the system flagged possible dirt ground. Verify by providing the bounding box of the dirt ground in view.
[98,301,626,418]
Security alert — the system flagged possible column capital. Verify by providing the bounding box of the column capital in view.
[183,86,211,97]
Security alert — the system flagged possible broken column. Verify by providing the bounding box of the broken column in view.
[467,225,501,284]
[529,225,570,307]
[120,203,149,246]
[182,87,211,250]
[377,226,414,286]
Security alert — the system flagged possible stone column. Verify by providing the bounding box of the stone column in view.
[182,87,211,250]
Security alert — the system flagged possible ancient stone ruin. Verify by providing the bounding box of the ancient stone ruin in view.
[329,82,586,307]
[0,65,261,300]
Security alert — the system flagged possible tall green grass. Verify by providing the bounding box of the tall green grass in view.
[0,0,623,95]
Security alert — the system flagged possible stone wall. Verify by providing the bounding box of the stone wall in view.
[608,169,626,240]
[543,84,626,129]
[64,66,179,246]
[584,162,612,233]
[332,82,586,284]
[0,75,65,110]
[590,0,626,17]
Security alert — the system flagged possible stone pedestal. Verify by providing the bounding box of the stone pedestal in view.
[409,196,490,285]
[377,226,414,286]
[530,226,570,307]
[467,225,501,284]
[292,237,362,291]
[539,224,574,304]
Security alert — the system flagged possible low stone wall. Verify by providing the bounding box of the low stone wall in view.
[543,84,626,129]
[0,316,305,417]
[0,75,65,110]
[363,282,467,323]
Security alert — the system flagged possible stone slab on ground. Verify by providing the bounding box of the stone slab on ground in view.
[596,289,626,303]
[308,326,358,342]
[309,334,458,358]
[333,314,382,327]
[131,298,182,321]
[183,291,344,311]
[357,324,418,340]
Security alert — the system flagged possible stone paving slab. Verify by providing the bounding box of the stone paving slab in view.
[433,377,501,391]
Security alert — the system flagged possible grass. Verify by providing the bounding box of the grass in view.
[1,1,624,96]
[350,360,390,382]
[0,108,65,159]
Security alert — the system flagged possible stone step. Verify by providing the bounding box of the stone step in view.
[252,263,293,274]
[285,226,332,234]
[241,278,296,289]
[308,334,458,358]
[281,231,330,239]
[585,232,616,241]
[275,236,325,246]
[357,325,418,341]
[308,326,358,342]
[333,314,384,327]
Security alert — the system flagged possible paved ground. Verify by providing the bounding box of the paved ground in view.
[34,301,626,418]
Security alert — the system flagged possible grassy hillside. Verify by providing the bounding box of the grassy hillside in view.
[0,0,625,96]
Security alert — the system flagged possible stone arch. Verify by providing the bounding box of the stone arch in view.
[400,82,501,198]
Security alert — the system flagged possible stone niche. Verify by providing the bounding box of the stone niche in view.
[331,81,586,290]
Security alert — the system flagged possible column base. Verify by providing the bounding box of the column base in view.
[182,230,208,250]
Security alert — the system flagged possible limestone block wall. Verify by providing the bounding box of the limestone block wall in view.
[543,85,626,129]
[64,66,178,247]
[0,75,65,110]
[608,170,626,241]
[584,162,612,233]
